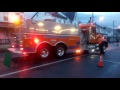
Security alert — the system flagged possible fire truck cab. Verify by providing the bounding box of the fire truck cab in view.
[79,23,108,54]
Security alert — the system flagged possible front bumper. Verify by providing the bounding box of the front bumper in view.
[8,48,23,54]
[7,48,33,56]
[88,44,100,53]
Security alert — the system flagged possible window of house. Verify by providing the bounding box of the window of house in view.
[4,16,8,21]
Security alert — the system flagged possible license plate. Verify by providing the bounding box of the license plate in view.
[88,45,95,48]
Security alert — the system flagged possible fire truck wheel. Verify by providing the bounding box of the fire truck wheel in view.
[55,45,66,58]
[37,45,51,59]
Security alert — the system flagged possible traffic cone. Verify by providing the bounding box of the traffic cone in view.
[98,54,104,67]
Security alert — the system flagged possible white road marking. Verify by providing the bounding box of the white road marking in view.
[104,60,120,64]
[0,55,84,78]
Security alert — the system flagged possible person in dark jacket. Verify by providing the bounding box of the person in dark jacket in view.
[116,37,119,46]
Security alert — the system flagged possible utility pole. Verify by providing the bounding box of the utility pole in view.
[113,21,115,42]
[92,12,94,23]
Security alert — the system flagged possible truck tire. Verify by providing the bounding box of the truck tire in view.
[37,45,51,59]
[55,44,66,58]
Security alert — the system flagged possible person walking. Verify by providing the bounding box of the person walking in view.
[116,36,119,46]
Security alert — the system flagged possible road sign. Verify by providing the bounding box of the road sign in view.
[4,52,12,68]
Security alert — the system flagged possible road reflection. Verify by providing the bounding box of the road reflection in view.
[19,65,29,78]
[74,56,82,62]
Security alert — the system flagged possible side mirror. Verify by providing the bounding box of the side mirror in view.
[98,36,101,38]
[104,37,107,39]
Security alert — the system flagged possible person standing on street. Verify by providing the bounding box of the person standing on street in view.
[116,36,119,46]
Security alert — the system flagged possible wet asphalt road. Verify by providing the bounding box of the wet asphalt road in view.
[0,43,120,78]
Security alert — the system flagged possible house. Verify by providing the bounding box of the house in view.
[24,12,80,25]
[93,23,115,42]
[62,12,80,27]
[104,27,113,37]
[0,12,24,44]
[23,12,80,33]
[106,29,120,42]
[95,24,107,34]
[115,29,120,39]
[23,12,78,32]
[29,12,71,24]
[95,23,113,36]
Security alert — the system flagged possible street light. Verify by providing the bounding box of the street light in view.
[113,21,119,42]
[91,12,104,23]
[92,12,94,23]
[10,15,23,43]
[117,25,120,29]
[99,16,104,21]
[11,15,23,26]
[113,21,115,41]
[11,15,19,22]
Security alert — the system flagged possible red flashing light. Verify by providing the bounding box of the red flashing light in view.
[23,52,26,55]
[12,45,15,48]
[91,23,93,25]
[34,38,39,44]
[90,23,95,26]
[20,48,23,51]
[103,36,105,39]
[20,45,23,47]
[79,24,82,26]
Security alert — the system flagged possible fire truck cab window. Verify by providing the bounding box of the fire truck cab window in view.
[91,27,96,34]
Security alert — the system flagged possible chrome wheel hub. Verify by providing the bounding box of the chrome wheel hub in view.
[57,47,64,57]
[40,48,49,58]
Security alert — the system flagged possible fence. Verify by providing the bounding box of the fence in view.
[0,39,10,44]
